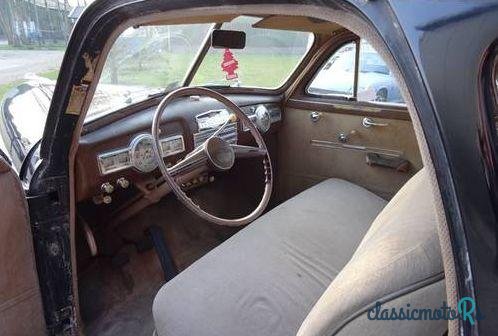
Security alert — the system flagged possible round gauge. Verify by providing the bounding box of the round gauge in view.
[130,134,158,173]
[255,105,271,133]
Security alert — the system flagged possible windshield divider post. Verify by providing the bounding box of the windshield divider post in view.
[182,23,223,87]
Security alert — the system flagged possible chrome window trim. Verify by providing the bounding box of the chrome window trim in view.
[305,39,407,108]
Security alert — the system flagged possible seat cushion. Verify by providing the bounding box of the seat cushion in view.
[153,178,387,336]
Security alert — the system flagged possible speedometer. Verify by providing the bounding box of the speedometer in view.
[130,134,158,173]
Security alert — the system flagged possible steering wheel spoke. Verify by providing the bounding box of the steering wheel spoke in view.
[232,144,267,158]
[168,148,208,177]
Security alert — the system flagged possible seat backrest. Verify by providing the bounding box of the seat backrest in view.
[0,157,46,335]
[297,169,446,336]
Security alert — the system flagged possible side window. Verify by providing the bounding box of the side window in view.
[307,42,356,97]
[307,40,405,105]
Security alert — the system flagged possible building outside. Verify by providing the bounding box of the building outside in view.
[0,0,74,46]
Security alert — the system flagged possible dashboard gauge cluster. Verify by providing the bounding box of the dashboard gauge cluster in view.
[97,134,185,175]
[130,134,157,173]
[97,104,281,175]
[97,148,132,175]
[160,135,185,156]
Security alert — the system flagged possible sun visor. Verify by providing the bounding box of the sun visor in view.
[143,14,238,26]
[252,15,342,34]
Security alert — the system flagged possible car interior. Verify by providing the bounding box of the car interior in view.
[55,12,448,336]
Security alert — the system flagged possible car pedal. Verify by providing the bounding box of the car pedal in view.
[78,214,98,257]
[146,225,178,281]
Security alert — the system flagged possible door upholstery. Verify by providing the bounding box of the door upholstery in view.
[0,157,45,335]
[277,106,422,201]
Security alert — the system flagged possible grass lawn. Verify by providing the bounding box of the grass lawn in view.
[192,53,303,88]
[102,52,303,89]
[38,69,59,81]
[1,52,302,101]
[0,43,67,51]
[0,80,22,101]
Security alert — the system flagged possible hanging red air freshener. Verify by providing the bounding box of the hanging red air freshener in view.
[221,48,239,80]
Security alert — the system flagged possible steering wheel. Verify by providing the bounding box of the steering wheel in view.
[151,87,273,226]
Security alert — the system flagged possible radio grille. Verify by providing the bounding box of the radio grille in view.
[193,122,238,148]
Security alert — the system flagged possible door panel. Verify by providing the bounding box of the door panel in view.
[0,157,45,335]
[276,106,422,201]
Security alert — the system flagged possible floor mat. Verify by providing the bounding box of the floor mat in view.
[79,194,243,335]
[79,246,163,336]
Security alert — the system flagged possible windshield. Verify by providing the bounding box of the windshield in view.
[192,16,313,88]
[87,23,213,120]
[86,17,313,121]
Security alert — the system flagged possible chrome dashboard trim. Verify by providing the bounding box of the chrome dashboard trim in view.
[241,104,281,132]
[97,104,280,175]
[195,109,230,131]
[97,147,131,175]
[97,133,185,175]
[194,122,238,148]
[160,134,186,157]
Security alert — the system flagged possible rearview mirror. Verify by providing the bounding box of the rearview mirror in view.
[211,30,246,49]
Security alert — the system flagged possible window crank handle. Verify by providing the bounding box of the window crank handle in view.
[362,117,388,128]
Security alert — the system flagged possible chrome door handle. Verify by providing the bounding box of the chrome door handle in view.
[362,117,388,128]
[310,111,322,123]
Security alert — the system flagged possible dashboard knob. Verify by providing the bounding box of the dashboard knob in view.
[102,195,112,204]
[116,177,130,189]
[101,182,114,194]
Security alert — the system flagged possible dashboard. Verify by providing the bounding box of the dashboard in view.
[75,94,282,203]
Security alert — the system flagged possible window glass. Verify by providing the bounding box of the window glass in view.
[307,42,356,97]
[87,23,212,120]
[357,41,404,104]
[191,16,313,89]
[307,40,405,105]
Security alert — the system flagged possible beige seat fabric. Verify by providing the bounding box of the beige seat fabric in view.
[298,169,446,335]
[153,169,445,336]
[153,178,387,336]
